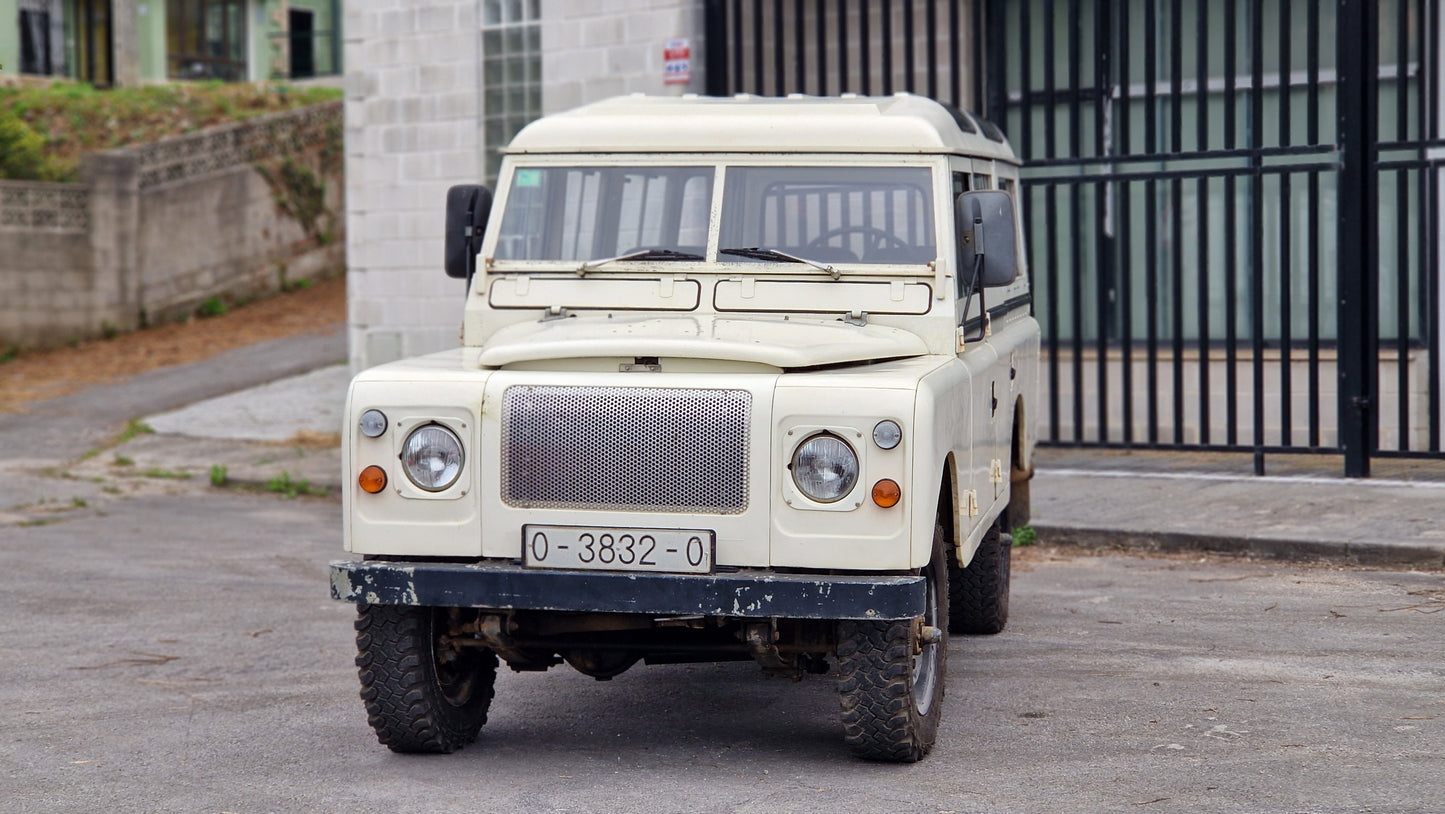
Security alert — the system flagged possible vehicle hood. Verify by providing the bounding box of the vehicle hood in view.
[477,314,929,369]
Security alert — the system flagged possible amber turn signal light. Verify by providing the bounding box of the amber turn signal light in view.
[871,479,901,508]
[359,465,388,494]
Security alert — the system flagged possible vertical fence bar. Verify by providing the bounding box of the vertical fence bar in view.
[1251,0,1266,473]
[837,0,849,93]
[1095,0,1113,443]
[1278,0,1293,447]
[860,0,871,96]
[1170,0,1185,445]
[1307,0,1321,446]
[1144,0,1160,444]
[951,0,963,110]
[1224,0,1240,445]
[926,0,938,100]
[1196,0,1211,444]
[1337,0,1379,476]
[816,0,827,96]
[1068,0,1084,442]
[751,0,764,94]
[1426,0,1442,452]
[904,0,916,94]
[1118,0,1134,445]
[1394,0,1411,450]
[773,0,785,95]
[1019,0,1032,153]
[704,0,729,96]
[793,0,805,94]
[881,0,892,95]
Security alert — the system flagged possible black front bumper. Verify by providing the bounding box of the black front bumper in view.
[330,559,926,621]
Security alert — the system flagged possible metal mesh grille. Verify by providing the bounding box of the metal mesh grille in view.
[501,385,750,514]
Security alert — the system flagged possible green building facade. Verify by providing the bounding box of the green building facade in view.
[1,0,339,85]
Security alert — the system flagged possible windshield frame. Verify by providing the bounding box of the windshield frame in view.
[482,153,953,276]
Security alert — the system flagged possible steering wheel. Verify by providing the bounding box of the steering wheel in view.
[807,226,910,253]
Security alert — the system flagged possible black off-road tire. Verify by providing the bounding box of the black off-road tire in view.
[946,516,1011,635]
[354,603,498,754]
[836,522,949,762]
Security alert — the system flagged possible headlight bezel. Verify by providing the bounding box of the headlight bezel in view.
[399,422,466,493]
[789,431,861,504]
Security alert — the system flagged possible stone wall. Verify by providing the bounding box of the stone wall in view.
[0,101,344,349]
[343,0,708,372]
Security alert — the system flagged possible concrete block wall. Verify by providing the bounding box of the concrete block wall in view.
[344,0,707,372]
[0,104,344,350]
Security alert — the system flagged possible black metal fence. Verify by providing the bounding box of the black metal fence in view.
[704,0,1445,477]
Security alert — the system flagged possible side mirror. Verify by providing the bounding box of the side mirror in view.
[955,190,1019,291]
[444,184,492,280]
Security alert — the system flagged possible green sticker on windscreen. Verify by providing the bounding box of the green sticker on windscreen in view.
[515,169,541,188]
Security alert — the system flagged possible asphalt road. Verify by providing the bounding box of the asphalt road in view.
[2,487,1441,814]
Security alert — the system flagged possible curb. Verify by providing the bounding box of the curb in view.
[1032,522,1445,569]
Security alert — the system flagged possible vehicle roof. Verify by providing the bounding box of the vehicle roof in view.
[504,93,1019,163]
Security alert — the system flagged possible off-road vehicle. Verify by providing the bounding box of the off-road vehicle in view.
[331,93,1039,762]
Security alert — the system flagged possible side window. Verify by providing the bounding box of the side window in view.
[972,173,993,190]
[952,171,970,198]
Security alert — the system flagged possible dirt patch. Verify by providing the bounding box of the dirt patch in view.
[0,275,345,413]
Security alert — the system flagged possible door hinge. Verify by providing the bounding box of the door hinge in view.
[989,458,1004,485]
[965,489,979,517]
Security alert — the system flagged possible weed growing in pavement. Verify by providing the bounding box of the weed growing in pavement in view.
[118,418,154,443]
[18,518,64,528]
[71,497,87,508]
[1012,525,1037,547]
[197,297,228,318]
[112,454,134,467]
[209,465,228,487]
[0,346,17,364]
[141,468,192,480]
[265,471,327,499]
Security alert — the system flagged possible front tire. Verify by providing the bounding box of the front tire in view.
[946,516,1011,635]
[354,604,498,753]
[836,520,949,762]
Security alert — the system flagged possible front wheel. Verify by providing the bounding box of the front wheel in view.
[836,520,949,762]
[354,604,498,753]
[946,515,1011,635]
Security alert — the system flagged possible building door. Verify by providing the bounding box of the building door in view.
[73,0,113,86]
[289,8,315,78]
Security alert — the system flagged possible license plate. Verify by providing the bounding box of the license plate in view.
[523,525,714,574]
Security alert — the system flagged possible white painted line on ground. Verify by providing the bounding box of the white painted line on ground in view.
[1038,468,1445,490]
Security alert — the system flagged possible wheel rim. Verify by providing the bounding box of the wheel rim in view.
[431,610,478,708]
[912,564,940,716]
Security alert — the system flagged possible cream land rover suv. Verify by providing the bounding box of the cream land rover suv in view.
[331,93,1039,763]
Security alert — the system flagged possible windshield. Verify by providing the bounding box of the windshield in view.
[495,166,713,261]
[719,166,935,265]
[494,164,936,266]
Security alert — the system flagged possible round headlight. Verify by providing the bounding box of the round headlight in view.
[791,434,859,503]
[872,419,902,450]
[400,424,464,492]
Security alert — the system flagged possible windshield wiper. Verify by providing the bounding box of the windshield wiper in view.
[718,247,841,280]
[578,248,705,275]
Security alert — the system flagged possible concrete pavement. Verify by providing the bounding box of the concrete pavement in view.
[28,332,1444,570]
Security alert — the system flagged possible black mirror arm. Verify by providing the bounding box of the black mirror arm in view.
[961,251,988,344]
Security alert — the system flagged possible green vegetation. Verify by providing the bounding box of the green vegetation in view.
[112,454,134,467]
[209,465,228,487]
[197,296,228,318]
[118,418,155,444]
[265,471,328,499]
[1012,524,1037,547]
[0,81,342,182]
[141,468,192,480]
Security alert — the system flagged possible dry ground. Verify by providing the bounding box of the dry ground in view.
[0,275,345,413]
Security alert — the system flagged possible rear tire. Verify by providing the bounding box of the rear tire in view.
[354,604,498,753]
[946,516,1011,635]
[837,520,949,762]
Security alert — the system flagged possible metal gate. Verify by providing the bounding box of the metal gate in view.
[703,0,1445,477]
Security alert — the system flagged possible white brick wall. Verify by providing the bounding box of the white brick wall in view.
[345,0,706,371]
